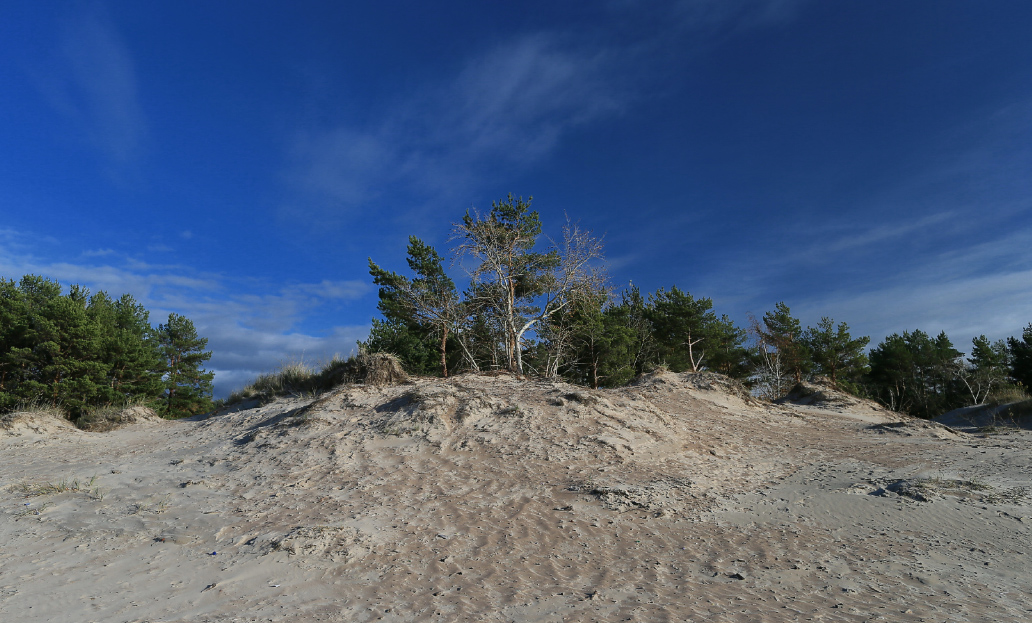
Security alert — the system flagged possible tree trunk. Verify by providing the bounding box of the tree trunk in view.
[439,326,449,378]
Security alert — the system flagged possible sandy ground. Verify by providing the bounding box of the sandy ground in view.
[1,371,1029,622]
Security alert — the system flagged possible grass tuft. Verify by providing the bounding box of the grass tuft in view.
[986,384,1031,407]
[226,353,408,405]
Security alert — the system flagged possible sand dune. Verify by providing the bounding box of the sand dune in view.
[2,371,1030,622]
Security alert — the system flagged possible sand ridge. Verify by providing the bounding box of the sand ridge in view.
[1,371,1030,621]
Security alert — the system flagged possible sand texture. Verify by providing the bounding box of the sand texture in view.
[2,371,1030,622]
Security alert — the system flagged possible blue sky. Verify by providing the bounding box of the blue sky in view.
[2,1,1031,396]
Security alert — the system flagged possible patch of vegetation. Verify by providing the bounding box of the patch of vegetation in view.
[74,398,155,432]
[998,398,1032,421]
[74,405,124,432]
[15,474,103,500]
[0,399,65,430]
[1,275,213,420]
[227,353,409,405]
[986,385,1031,407]
[131,493,172,514]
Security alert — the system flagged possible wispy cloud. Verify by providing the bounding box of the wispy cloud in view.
[33,6,147,165]
[752,225,1032,353]
[794,268,1032,351]
[685,90,1032,338]
[816,211,959,255]
[0,232,371,397]
[81,248,117,258]
[285,34,630,219]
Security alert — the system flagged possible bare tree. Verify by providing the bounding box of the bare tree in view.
[452,195,605,374]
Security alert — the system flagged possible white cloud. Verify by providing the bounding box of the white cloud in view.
[288,280,370,301]
[82,248,117,258]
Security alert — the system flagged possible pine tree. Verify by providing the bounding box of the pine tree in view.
[157,313,214,417]
[552,294,637,388]
[801,317,870,388]
[31,283,108,416]
[617,285,657,376]
[90,292,166,403]
[648,286,714,373]
[1008,324,1032,389]
[642,286,750,378]
[368,236,461,376]
[866,330,964,418]
[758,302,809,384]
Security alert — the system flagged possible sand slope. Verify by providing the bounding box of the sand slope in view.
[2,371,1030,622]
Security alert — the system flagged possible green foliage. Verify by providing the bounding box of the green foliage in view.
[454,195,609,374]
[865,330,965,418]
[157,313,214,417]
[549,295,638,388]
[801,317,870,385]
[757,302,809,384]
[227,353,408,404]
[361,317,440,376]
[358,200,1032,407]
[1,275,209,421]
[960,335,1013,405]
[227,358,326,404]
[646,286,751,378]
[455,194,557,373]
[368,236,461,376]
[616,285,657,376]
[1008,323,1032,389]
[648,286,712,372]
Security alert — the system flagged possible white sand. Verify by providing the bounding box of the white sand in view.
[2,371,1029,622]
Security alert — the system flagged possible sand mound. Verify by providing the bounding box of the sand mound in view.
[633,370,758,411]
[226,372,787,515]
[4,373,1031,622]
[0,408,79,437]
[780,380,860,408]
[777,379,900,422]
[366,382,512,436]
[938,400,1032,431]
[116,405,165,425]
[76,405,166,432]
[867,419,963,439]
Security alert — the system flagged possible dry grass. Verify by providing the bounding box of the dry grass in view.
[15,474,103,501]
[987,384,1030,407]
[75,399,161,432]
[76,405,129,432]
[227,353,409,405]
[0,399,64,430]
[997,399,1032,422]
[228,359,322,404]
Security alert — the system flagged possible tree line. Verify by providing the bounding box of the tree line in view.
[0,275,214,420]
[364,195,1031,419]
